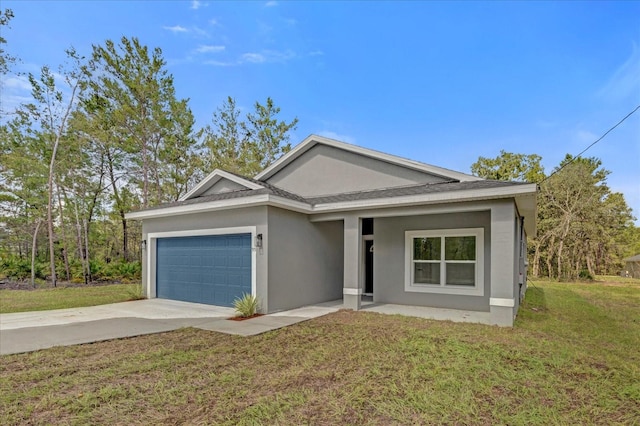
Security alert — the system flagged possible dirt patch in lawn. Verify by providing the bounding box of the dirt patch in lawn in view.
[227,313,265,321]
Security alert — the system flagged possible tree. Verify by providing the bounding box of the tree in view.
[0,8,16,76]
[534,156,633,279]
[87,36,198,209]
[202,96,298,177]
[0,115,48,272]
[471,150,545,183]
[71,37,198,261]
[202,96,245,174]
[241,97,298,176]
[470,151,635,280]
[19,49,87,286]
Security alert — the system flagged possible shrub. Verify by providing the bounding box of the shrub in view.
[114,261,141,281]
[98,261,141,282]
[126,282,145,300]
[233,293,259,318]
[579,269,594,281]
[0,255,46,280]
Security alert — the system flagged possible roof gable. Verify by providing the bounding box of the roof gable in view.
[255,135,481,197]
[180,170,262,201]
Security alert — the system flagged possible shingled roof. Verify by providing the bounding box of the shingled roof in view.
[132,177,532,213]
[306,180,529,204]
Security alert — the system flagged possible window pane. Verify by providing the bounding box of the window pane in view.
[445,236,476,260]
[445,263,475,286]
[414,263,440,284]
[414,237,440,260]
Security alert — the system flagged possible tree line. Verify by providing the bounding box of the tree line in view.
[0,10,297,285]
[471,151,639,280]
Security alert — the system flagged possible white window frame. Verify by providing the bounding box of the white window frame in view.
[404,228,484,296]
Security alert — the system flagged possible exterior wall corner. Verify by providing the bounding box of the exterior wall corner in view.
[489,305,515,327]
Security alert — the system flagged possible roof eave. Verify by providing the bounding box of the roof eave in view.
[312,184,537,212]
[127,184,537,222]
[125,194,311,220]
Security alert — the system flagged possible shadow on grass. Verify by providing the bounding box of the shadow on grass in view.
[518,284,548,323]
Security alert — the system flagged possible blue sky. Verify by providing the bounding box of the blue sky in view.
[3,1,640,222]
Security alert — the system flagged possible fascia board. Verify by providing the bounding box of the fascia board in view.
[126,194,313,220]
[179,169,263,201]
[127,183,536,221]
[215,170,264,190]
[311,184,537,213]
[125,194,273,220]
[179,169,220,201]
[267,196,313,214]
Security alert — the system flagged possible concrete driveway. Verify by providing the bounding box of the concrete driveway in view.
[0,299,341,355]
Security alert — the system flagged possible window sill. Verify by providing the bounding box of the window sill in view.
[405,283,484,297]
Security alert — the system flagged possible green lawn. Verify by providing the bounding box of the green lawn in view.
[0,283,143,314]
[0,279,638,425]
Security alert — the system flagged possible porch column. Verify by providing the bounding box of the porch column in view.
[343,214,362,310]
[489,201,516,326]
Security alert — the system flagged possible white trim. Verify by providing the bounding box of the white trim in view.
[126,195,272,220]
[126,185,537,221]
[343,288,362,296]
[146,226,257,302]
[404,228,485,297]
[310,202,493,222]
[312,184,537,212]
[180,169,263,201]
[490,298,515,308]
[255,134,482,182]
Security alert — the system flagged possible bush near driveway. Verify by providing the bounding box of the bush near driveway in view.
[0,279,638,425]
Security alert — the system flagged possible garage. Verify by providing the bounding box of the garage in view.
[156,233,252,307]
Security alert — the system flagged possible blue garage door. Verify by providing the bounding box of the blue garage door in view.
[156,234,252,307]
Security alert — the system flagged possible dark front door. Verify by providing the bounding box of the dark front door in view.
[365,240,374,294]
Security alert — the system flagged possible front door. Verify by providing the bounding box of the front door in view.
[364,240,374,294]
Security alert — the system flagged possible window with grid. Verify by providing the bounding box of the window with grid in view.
[405,228,484,296]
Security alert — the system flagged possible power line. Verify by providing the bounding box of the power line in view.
[540,104,640,184]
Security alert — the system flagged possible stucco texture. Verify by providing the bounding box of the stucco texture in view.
[374,210,492,312]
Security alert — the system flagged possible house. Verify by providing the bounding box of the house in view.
[622,254,640,279]
[125,135,537,326]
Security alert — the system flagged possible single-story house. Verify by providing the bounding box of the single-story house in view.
[622,254,640,279]
[126,135,537,326]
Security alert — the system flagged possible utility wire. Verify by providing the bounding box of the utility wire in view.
[539,104,640,184]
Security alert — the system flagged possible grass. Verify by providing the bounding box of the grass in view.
[0,283,144,314]
[0,278,639,425]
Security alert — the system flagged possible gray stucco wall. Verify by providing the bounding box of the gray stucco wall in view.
[267,207,344,312]
[202,179,247,195]
[374,210,491,311]
[141,206,269,311]
[266,144,449,197]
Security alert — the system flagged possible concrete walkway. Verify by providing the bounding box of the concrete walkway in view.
[0,298,489,355]
[0,299,340,355]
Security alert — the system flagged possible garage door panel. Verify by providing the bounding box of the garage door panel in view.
[156,233,252,307]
